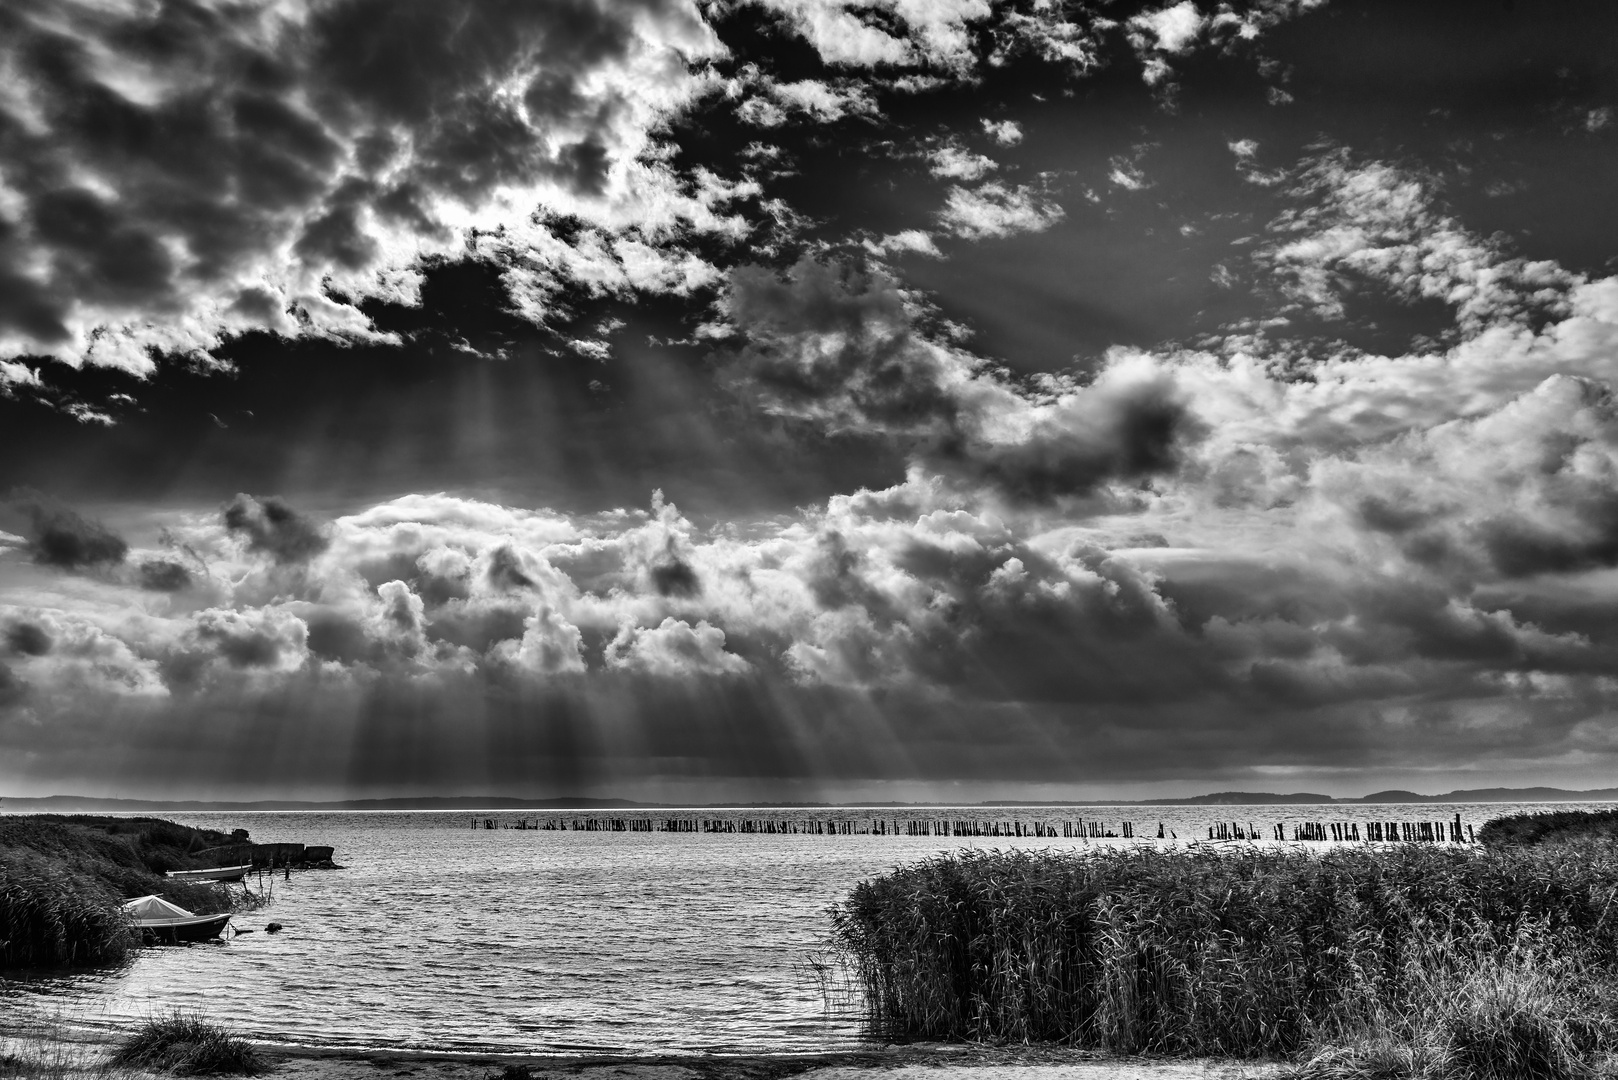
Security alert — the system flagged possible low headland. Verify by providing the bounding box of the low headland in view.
[4,808,1618,1079]
[0,814,329,969]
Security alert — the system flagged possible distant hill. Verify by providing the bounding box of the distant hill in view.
[1351,787,1618,804]
[1154,791,1339,805]
[6,787,1618,813]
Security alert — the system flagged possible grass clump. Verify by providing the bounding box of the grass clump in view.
[830,844,1618,1066]
[110,1012,261,1076]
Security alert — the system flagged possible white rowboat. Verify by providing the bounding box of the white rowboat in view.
[123,895,233,943]
[163,863,253,883]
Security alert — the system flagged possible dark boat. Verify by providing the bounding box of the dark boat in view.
[123,895,233,943]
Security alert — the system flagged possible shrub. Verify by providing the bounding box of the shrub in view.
[110,1012,262,1076]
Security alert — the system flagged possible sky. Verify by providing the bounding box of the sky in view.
[3,0,1618,803]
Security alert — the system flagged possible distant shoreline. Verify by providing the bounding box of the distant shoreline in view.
[5,787,1618,813]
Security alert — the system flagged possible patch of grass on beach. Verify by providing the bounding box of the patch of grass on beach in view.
[110,1012,262,1076]
[830,844,1618,1071]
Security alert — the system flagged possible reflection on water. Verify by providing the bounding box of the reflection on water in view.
[0,802,1590,1055]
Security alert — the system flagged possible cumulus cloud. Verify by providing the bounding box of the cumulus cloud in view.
[929,145,997,181]
[9,459,1618,795]
[606,618,750,676]
[981,119,1023,146]
[1131,2,1207,55]
[937,182,1064,240]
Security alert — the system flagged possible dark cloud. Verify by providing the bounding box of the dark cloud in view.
[306,612,382,666]
[137,559,193,592]
[931,373,1196,503]
[4,490,128,570]
[725,258,961,429]
[4,621,51,657]
[426,607,529,653]
[0,662,23,706]
[650,558,702,597]
[488,547,536,591]
[722,257,1196,501]
[223,494,329,563]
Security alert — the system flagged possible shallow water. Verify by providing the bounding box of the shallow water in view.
[0,802,1598,1055]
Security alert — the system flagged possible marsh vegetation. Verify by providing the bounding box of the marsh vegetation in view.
[0,817,243,969]
[831,843,1618,1078]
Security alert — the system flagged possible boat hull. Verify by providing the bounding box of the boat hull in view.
[134,913,233,944]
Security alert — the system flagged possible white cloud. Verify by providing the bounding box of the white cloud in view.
[981,119,1024,146]
[930,145,998,181]
[938,182,1064,240]
[866,230,944,258]
[606,618,751,676]
[1131,2,1207,53]
[1255,151,1579,329]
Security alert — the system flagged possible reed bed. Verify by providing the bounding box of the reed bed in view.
[1478,808,1618,848]
[0,848,136,968]
[0,817,240,970]
[830,843,1618,1067]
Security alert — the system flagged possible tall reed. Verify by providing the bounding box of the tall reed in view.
[830,844,1618,1059]
[0,848,136,968]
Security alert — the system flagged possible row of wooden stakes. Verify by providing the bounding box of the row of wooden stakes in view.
[474,816,1470,841]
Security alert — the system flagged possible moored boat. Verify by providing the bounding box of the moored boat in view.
[164,863,253,883]
[123,895,233,943]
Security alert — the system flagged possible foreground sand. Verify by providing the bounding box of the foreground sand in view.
[269,1043,1286,1080]
[3,1028,1287,1080]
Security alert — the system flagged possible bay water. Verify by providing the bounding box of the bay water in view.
[0,803,1597,1056]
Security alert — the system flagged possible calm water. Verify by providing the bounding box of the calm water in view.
[0,802,1601,1055]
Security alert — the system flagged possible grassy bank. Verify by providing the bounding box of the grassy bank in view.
[0,815,247,969]
[830,845,1618,1072]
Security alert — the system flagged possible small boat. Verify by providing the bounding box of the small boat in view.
[123,895,233,944]
[164,863,253,883]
